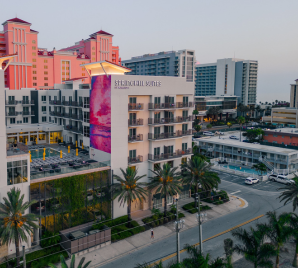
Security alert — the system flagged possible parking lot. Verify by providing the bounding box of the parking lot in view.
[217,170,283,192]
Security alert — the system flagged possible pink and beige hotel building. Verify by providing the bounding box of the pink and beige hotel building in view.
[0,17,121,90]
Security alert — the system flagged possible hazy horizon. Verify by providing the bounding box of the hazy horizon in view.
[1,0,297,102]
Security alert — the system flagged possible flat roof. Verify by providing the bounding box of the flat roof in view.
[265,128,298,134]
[6,123,63,134]
[198,136,298,155]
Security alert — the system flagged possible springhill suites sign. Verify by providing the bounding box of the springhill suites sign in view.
[115,80,162,88]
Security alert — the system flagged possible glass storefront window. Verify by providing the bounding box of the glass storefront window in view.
[39,134,46,141]
[30,135,37,142]
[19,135,29,143]
[7,160,28,185]
[50,132,62,144]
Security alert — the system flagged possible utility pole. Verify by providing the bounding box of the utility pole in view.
[174,198,185,264]
[196,193,203,253]
[22,245,26,268]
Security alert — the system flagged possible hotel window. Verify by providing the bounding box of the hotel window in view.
[44,60,48,63]
[7,160,28,185]
[61,61,70,81]
[33,71,37,74]
[44,66,48,69]
[92,58,95,61]
[84,126,90,137]
[44,71,48,75]
[32,59,36,62]
[10,118,15,124]
[23,118,28,123]
[82,67,85,71]
[92,47,95,50]
[42,106,46,111]
[32,52,36,56]
[92,52,96,55]
[32,46,36,50]
[44,77,48,80]
[32,40,36,44]
[44,83,48,86]
[33,65,36,68]
[33,83,37,86]
[41,96,46,101]
[42,117,46,122]
[33,77,37,80]
[182,143,187,151]
[82,73,85,76]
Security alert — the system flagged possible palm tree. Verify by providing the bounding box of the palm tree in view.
[183,244,211,268]
[49,254,91,268]
[259,211,292,268]
[278,177,298,211]
[288,213,298,267]
[113,167,147,227]
[148,163,181,218]
[237,116,245,142]
[232,225,276,268]
[252,163,267,176]
[0,187,39,266]
[181,156,220,210]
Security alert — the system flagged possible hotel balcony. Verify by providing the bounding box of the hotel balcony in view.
[148,130,192,140]
[22,111,35,116]
[128,155,143,165]
[128,134,143,143]
[128,103,144,111]
[128,119,144,127]
[148,116,194,125]
[22,100,34,105]
[148,102,194,110]
[5,100,17,106]
[148,148,192,162]
[62,101,83,107]
[64,125,83,134]
[5,111,18,116]
[71,114,83,120]
[49,100,62,105]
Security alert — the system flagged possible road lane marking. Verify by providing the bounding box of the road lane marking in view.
[230,190,241,194]
[149,214,264,267]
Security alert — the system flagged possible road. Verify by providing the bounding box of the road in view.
[99,172,292,268]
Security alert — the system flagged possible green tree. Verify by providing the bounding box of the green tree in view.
[148,163,181,218]
[193,109,199,116]
[49,254,91,268]
[288,213,298,267]
[181,156,220,210]
[252,163,267,176]
[232,225,276,268]
[227,122,233,129]
[113,167,147,227]
[0,187,39,266]
[246,128,264,142]
[237,116,245,142]
[206,124,212,129]
[195,124,202,132]
[259,211,292,268]
[278,177,298,211]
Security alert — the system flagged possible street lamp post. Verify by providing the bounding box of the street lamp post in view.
[174,198,185,264]
[196,193,207,253]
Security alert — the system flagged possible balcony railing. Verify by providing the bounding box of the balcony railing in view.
[71,114,83,120]
[61,101,83,107]
[148,130,192,140]
[128,134,143,142]
[6,111,17,116]
[148,148,192,161]
[22,100,34,105]
[23,111,34,116]
[148,116,194,125]
[128,103,144,110]
[64,125,83,134]
[49,100,61,105]
[5,100,17,105]
[128,155,143,164]
[148,102,194,110]
[128,119,143,126]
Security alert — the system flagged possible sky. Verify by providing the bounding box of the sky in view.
[0,0,297,103]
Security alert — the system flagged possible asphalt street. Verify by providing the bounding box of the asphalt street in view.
[99,172,292,268]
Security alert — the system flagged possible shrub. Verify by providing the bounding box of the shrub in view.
[164,218,168,224]
[150,222,156,228]
[92,215,128,230]
[40,231,61,248]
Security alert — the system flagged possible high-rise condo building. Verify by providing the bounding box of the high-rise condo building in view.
[290,79,298,108]
[0,18,121,90]
[195,58,258,105]
[122,49,195,82]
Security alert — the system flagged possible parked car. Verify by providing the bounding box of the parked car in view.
[229,135,239,140]
[242,140,249,143]
[245,177,259,185]
[203,131,214,136]
[268,174,294,185]
[215,131,224,135]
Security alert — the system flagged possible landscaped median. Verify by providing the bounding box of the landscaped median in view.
[182,202,211,214]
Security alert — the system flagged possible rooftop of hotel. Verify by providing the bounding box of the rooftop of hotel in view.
[197,134,298,155]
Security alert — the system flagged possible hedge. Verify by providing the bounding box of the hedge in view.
[142,209,185,228]
[182,202,211,214]
[204,190,229,205]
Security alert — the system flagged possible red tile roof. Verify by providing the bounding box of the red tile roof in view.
[64,77,88,82]
[38,51,53,57]
[7,18,30,24]
[30,29,39,33]
[90,30,113,36]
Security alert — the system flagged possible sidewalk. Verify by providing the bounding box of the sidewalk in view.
[64,194,245,268]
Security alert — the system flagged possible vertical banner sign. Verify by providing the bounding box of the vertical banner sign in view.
[90,75,111,154]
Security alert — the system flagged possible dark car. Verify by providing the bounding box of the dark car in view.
[242,140,249,143]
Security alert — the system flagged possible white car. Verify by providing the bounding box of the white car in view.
[268,174,295,185]
[203,131,214,136]
[245,177,259,185]
[229,135,239,140]
[215,131,224,135]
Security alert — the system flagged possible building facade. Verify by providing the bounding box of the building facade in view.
[195,58,258,105]
[0,18,121,90]
[262,107,298,127]
[263,128,298,146]
[122,49,195,82]
[290,79,298,108]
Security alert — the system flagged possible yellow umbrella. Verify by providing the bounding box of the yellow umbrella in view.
[43,152,45,161]
[29,150,32,163]
[61,136,63,143]
[82,143,84,150]
[36,137,38,144]
[76,140,78,148]
[68,146,70,153]
[76,148,78,156]
[25,139,27,145]
[60,150,63,158]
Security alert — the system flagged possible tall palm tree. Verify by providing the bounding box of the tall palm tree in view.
[232,225,276,268]
[237,116,245,142]
[288,213,298,267]
[259,211,292,268]
[113,167,147,227]
[0,187,39,266]
[181,156,220,209]
[148,163,181,218]
[49,254,91,268]
[278,177,298,211]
